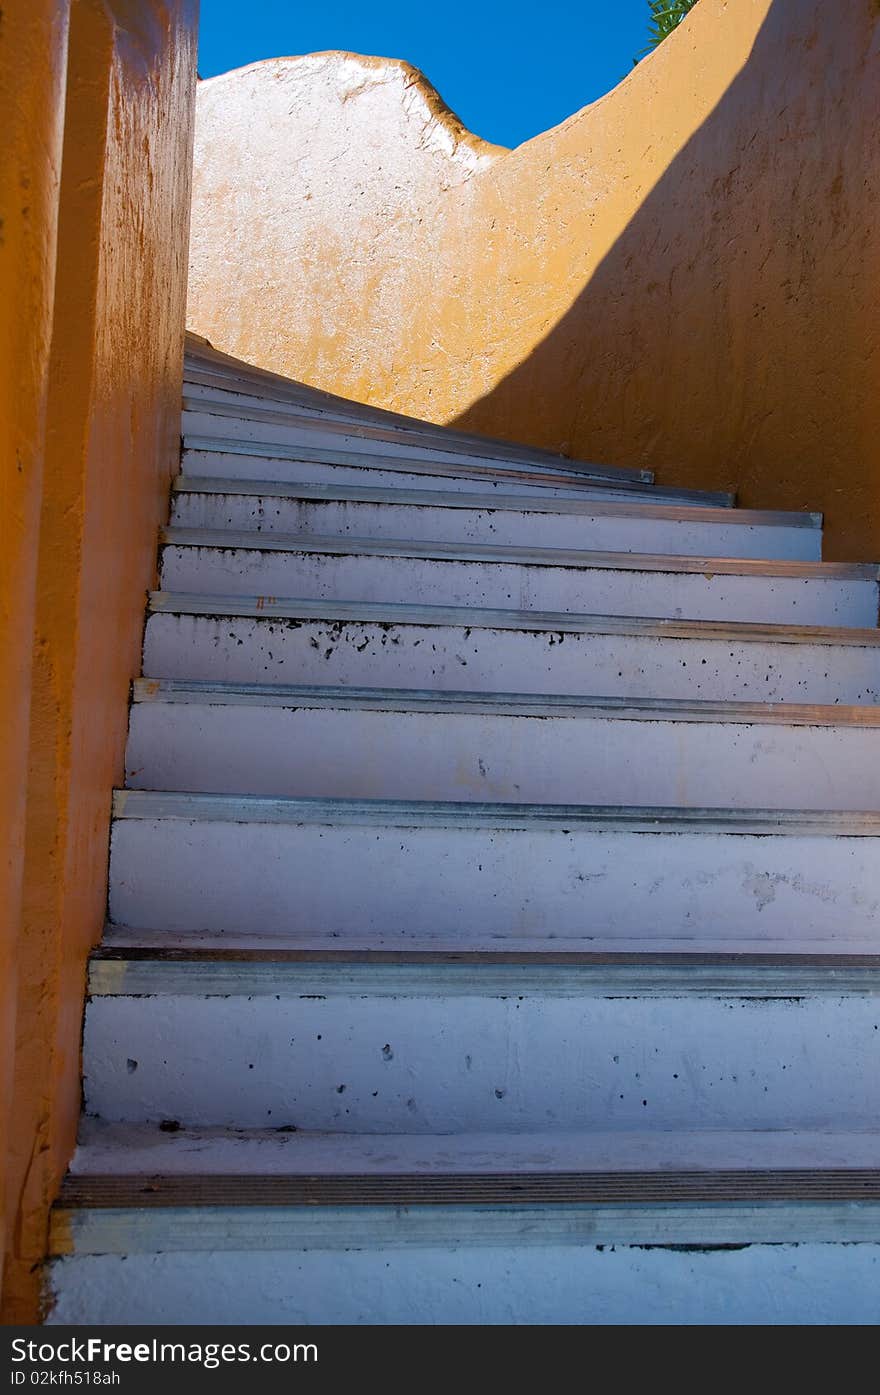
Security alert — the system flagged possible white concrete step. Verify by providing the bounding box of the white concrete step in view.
[185,370,517,439]
[182,395,654,485]
[182,340,734,504]
[158,528,876,627]
[183,354,634,468]
[183,358,477,438]
[172,476,823,561]
[107,792,880,942]
[49,1122,880,1322]
[185,369,367,418]
[183,351,681,498]
[127,680,880,811]
[58,336,880,1326]
[183,402,652,485]
[81,947,880,1132]
[143,594,880,703]
[182,442,735,508]
[185,365,533,440]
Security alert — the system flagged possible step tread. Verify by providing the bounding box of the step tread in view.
[161,526,869,580]
[174,474,820,528]
[111,789,880,834]
[147,590,880,646]
[131,678,880,727]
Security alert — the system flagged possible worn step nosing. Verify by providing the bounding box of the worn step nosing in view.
[86,953,880,999]
[146,591,880,647]
[129,679,880,729]
[158,526,872,582]
[58,1168,880,1209]
[110,789,880,835]
[172,474,821,529]
[91,935,880,967]
[99,928,880,955]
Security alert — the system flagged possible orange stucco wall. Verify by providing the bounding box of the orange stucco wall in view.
[1,0,198,1322]
[188,0,880,559]
[0,0,71,1317]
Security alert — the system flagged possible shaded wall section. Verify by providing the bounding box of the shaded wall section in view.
[1,0,198,1321]
[189,1,880,558]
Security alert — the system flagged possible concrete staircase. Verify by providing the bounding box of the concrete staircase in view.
[47,337,880,1325]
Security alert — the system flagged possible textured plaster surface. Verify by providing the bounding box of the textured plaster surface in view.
[0,0,70,1317]
[1,0,198,1322]
[187,53,503,395]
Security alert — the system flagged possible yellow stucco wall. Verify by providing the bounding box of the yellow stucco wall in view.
[188,0,880,559]
[0,0,198,1322]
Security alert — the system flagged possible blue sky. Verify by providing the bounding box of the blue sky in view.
[198,2,652,149]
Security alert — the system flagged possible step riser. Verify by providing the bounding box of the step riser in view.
[142,612,880,704]
[181,408,648,485]
[181,449,720,507]
[107,819,880,939]
[46,1244,880,1325]
[171,491,822,561]
[158,544,877,628]
[83,989,880,1131]
[125,702,880,810]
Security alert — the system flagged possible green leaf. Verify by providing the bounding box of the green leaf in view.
[636,0,701,60]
